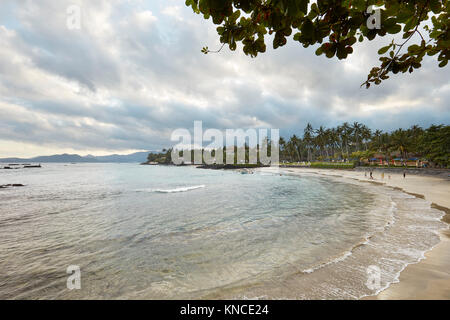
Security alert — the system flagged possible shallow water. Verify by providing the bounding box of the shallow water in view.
[0,164,446,299]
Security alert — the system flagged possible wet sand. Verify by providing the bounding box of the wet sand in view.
[274,167,450,300]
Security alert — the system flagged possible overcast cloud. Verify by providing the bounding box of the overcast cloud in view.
[0,0,449,157]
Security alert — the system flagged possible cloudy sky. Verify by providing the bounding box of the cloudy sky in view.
[0,0,449,157]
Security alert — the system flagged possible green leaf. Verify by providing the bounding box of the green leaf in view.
[402,31,414,39]
[230,10,241,23]
[378,45,391,55]
[298,0,308,15]
[189,0,448,84]
[430,0,441,14]
[301,18,314,40]
[404,17,415,32]
[287,0,299,17]
[315,46,323,56]
[337,44,347,60]
[386,24,401,34]
[439,60,448,68]
[325,44,336,58]
[407,44,420,53]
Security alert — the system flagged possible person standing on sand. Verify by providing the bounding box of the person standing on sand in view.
[403,170,406,178]
[370,170,373,179]
[381,172,384,180]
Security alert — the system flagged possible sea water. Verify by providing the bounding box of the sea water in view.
[0,164,446,299]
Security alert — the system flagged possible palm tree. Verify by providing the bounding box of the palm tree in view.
[303,123,314,161]
[276,123,447,168]
[352,122,363,152]
[279,137,286,161]
[339,122,352,159]
[372,129,383,147]
[379,133,392,165]
[390,129,411,161]
[408,125,423,155]
[291,135,301,161]
[315,126,328,159]
[360,124,372,151]
[285,140,296,162]
[327,128,339,159]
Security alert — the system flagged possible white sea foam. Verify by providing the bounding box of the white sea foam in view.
[301,200,397,275]
[136,185,206,193]
[271,169,449,299]
[302,250,354,274]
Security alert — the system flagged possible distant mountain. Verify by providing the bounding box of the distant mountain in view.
[94,151,151,163]
[0,151,153,163]
[0,154,92,163]
[34,154,96,163]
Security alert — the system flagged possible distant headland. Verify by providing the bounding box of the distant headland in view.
[0,151,153,164]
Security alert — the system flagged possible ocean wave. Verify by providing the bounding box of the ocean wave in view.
[263,169,447,299]
[301,200,397,274]
[136,185,206,193]
[298,184,448,299]
[302,250,354,274]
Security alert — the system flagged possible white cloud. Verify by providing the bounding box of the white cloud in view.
[0,0,448,157]
[133,10,158,29]
[161,6,183,21]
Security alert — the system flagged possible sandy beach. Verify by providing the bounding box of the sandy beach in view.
[270,167,450,300]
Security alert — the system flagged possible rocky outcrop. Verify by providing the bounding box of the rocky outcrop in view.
[0,184,25,189]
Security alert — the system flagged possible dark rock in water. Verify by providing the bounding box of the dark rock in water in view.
[0,184,25,188]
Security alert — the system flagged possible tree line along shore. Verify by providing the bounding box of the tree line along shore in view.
[142,123,449,170]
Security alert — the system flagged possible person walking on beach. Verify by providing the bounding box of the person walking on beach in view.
[370,170,373,179]
[403,170,406,179]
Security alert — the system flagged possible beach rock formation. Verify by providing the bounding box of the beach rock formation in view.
[0,184,26,189]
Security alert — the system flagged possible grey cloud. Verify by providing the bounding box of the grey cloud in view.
[0,0,448,156]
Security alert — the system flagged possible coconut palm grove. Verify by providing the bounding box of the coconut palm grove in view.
[278,122,449,167]
[145,123,449,169]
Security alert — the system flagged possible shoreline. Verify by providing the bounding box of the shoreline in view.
[270,167,450,300]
